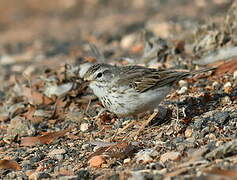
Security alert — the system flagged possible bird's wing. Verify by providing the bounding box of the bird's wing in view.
[116,66,190,93]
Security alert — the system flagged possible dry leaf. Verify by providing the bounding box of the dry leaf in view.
[21,128,72,146]
[0,159,21,170]
[22,106,41,123]
[22,87,53,105]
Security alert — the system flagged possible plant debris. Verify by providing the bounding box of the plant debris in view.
[0,0,237,179]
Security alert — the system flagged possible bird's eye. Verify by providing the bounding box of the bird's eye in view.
[96,72,103,78]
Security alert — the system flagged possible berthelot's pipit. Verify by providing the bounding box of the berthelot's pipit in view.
[83,63,214,117]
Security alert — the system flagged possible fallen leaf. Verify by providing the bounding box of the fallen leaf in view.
[22,87,53,105]
[21,128,72,146]
[22,106,43,123]
[0,159,21,170]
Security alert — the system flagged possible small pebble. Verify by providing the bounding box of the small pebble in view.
[178,80,188,87]
[212,81,220,89]
[123,158,131,164]
[135,149,158,164]
[80,122,89,132]
[233,70,237,79]
[185,128,193,138]
[6,116,36,140]
[55,154,64,161]
[48,149,66,157]
[206,133,216,140]
[28,171,40,180]
[223,82,232,94]
[120,33,137,49]
[177,86,188,94]
[160,151,181,163]
[223,82,232,88]
[212,111,230,125]
[81,143,90,150]
[88,155,106,168]
[38,172,51,179]
[220,96,232,105]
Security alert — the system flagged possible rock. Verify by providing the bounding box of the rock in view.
[38,172,51,179]
[58,175,78,180]
[80,123,90,132]
[178,80,188,87]
[48,149,66,161]
[88,155,106,168]
[212,81,220,89]
[185,128,193,138]
[220,96,232,105]
[146,162,164,170]
[177,86,188,94]
[212,111,230,125]
[160,152,181,163]
[223,82,232,88]
[6,116,36,140]
[223,82,232,93]
[205,139,237,159]
[76,170,90,180]
[28,171,40,180]
[120,33,137,49]
[0,90,4,100]
[233,70,237,79]
[123,158,131,164]
[135,149,158,164]
[30,150,45,163]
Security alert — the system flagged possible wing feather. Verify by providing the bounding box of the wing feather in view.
[116,66,190,93]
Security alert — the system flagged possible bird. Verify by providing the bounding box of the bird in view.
[83,63,214,117]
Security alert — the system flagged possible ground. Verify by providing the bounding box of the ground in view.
[0,0,237,179]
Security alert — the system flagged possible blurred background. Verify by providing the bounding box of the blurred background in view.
[0,0,234,68]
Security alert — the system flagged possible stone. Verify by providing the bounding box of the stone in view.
[80,123,90,132]
[6,116,36,140]
[220,96,232,105]
[233,70,237,79]
[160,151,181,163]
[178,80,188,87]
[177,86,188,94]
[212,111,230,125]
[48,149,66,158]
[135,149,158,164]
[185,128,193,138]
[120,33,137,49]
